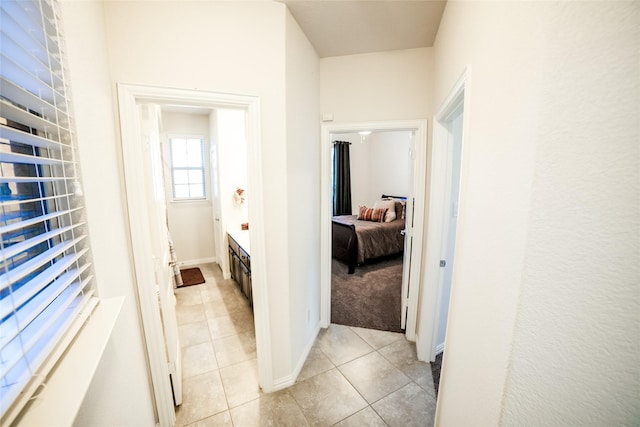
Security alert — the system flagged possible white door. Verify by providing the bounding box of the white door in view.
[139,104,183,405]
[209,110,224,272]
[400,131,417,329]
[434,110,463,353]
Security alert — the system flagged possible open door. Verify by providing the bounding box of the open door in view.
[433,110,463,355]
[139,103,183,406]
[209,110,226,277]
[417,66,470,363]
[400,131,417,329]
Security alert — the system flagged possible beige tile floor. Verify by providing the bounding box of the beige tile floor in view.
[174,263,436,427]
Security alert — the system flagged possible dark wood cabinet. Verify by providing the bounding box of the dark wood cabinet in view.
[228,233,252,308]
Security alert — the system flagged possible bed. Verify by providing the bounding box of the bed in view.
[332,195,406,274]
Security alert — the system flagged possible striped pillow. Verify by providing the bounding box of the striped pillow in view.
[358,206,387,222]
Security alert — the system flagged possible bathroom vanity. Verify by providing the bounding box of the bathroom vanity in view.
[227,230,252,307]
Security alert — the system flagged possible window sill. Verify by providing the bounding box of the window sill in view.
[15,297,124,427]
[170,198,210,205]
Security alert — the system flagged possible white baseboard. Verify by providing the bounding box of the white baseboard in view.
[269,322,321,392]
[179,257,216,267]
[436,342,445,355]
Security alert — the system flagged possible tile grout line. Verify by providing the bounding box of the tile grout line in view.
[314,328,397,425]
[199,274,233,418]
[180,263,434,426]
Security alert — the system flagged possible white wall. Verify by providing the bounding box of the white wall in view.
[285,8,321,377]
[501,2,640,424]
[60,2,156,425]
[340,133,365,214]
[343,131,411,213]
[101,0,295,384]
[99,0,322,389]
[433,1,640,425]
[320,47,434,122]
[367,131,411,202]
[215,108,249,236]
[58,0,321,419]
[161,111,216,265]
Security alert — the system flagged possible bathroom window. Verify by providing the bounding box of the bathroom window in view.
[169,136,205,200]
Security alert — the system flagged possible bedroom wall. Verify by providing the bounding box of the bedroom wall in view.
[285,8,321,378]
[161,111,216,265]
[432,1,639,425]
[347,131,411,213]
[367,131,411,203]
[60,2,156,425]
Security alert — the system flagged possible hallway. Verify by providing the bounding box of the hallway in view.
[174,263,436,426]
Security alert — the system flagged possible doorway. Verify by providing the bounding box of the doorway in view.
[117,84,271,427]
[434,107,463,354]
[417,67,470,373]
[330,130,412,333]
[320,120,428,342]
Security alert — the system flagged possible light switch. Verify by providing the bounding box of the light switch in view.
[322,112,334,122]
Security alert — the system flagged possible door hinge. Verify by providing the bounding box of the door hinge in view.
[168,361,176,374]
[440,260,446,267]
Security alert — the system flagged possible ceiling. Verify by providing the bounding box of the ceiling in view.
[277,0,447,58]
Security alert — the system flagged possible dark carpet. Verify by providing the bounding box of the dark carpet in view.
[179,267,205,287]
[331,255,404,332]
[431,352,443,398]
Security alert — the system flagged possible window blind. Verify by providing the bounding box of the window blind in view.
[0,0,98,422]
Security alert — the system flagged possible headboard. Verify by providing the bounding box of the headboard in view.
[381,194,407,200]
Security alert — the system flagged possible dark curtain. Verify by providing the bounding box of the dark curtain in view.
[332,140,352,216]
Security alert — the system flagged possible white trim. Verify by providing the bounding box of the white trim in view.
[436,342,445,356]
[166,134,207,202]
[178,257,216,267]
[417,66,472,362]
[271,324,321,391]
[15,297,124,427]
[117,85,176,427]
[116,83,272,425]
[320,120,428,344]
[168,198,209,205]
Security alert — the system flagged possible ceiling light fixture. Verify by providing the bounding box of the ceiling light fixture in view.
[359,130,371,143]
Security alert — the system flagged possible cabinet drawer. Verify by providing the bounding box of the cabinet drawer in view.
[228,247,239,282]
[239,247,250,270]
[240,262,252,307]
[228,235,241,256]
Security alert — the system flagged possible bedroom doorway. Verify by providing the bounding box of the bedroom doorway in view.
[330,130,411,333]
[320,120,428,342]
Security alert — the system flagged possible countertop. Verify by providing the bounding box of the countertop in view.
[228,229,250,255]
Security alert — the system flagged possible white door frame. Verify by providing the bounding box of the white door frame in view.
[117,83,271,426]
[320,119,428,341]
[416,66,471,363]
[208,110,227,277]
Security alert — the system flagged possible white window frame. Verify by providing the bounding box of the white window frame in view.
[167,134,206,202]
[0,0,102,423]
